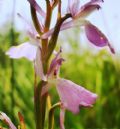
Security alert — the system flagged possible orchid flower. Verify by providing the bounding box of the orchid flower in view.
[57,78,97,129]
[42,49,97,129]
[6,41,46,81]
[6,13,47,81]
[41,0,115,54]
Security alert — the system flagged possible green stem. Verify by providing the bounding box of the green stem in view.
[48,102,61,129]
[41,85,48,129]
[44,0,52,31]
[41,0,52,74]
[46,13,72,61]
[30,5,42,35]
[34,81,42,129]
[57,0,61,19]
[34,80,48,129]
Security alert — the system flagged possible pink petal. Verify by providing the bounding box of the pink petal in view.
[41,28,54,39]
[35,47,47,81]
[60,108,65,129]
[18,13,44,37]
[41,19,85,39]
[27,0,46,18]
[0,112,17,129]
[47,48,64,77]
[6,42,37,61]
[67,0,80,17]
[17,13,38,38]
[75,4,101,18]
[85,22,115,53]
[56,78,97,114]
[60,19,86,30]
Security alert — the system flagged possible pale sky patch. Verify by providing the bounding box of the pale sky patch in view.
[0,0,120,53]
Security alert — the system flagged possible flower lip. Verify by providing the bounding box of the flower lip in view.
[84,22,115,54]
[6,42,38,61]
[56,78,98,114]
[85,23,108,47]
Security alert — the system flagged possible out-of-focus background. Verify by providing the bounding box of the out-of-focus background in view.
[0,0,120,129]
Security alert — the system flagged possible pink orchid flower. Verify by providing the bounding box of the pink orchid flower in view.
[57,78,97,129]
[43,49,98,129]
[6,41,46,81]
[6,14,46,81]
[67,0,114,54]
[56,78,97,114]
[40,0,115,54]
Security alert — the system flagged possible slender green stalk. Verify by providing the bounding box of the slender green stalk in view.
[41,0,52,74]
[44,0,52,31]
[30,5,42,35]
[41,81,48,129]
[34,80,46,129]
[48,103,61,129]
[47,13,72,61]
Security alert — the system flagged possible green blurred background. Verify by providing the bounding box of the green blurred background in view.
[0,21,120,129]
